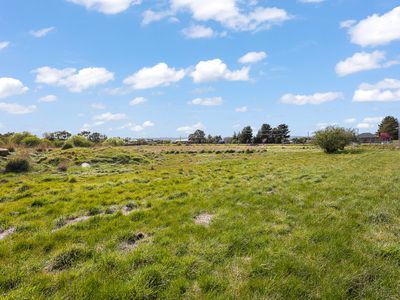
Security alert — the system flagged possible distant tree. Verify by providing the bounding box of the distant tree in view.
[239,126,253,144]
[78,131,91,139]
[188,130,206,144]
[88,132,107,144]
[272,124,290,144]
[256,124,273,144]
[313,126,355,154]
[21,136,41,147]
[44,131,72,141]
[292,137,308,144]
[206,135,223,144]
[231,132,239,144]
[378,116,399,140]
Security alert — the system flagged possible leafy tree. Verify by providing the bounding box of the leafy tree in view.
[313,126,355,154]
[256,124,273,144]
[239,126,253,144]
[188,130,206,144]
[206,135,223,144]
[44,131,72,141]
[88,132,107,144]
[272,124,290,144]
[378,116,399,140]
[78,131,91,139]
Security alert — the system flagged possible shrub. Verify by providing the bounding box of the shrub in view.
[313,126,355,154]
[21,136,41,148]
[68,136,93,148]
[5,157,31,173]
[61,142,74,150]
[103,137,125,147]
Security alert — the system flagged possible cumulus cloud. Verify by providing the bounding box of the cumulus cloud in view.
[347,6,400,47]
[176,122,205,134]
[182,25,216,39]
[190,97,223,106]
[93,112,127,121]
[0,41,10,50]
[129,97,148,105]
[335,51,398,77]
[0,77,29,99]
[0,102,36,114]
[356,117,383,130]
[238,51,267,64]
[33,66,114,92]
[124,63,185,90]
[39,95,57,103]
[68,0,141,14]
[235,106,248,112]
[280,92,343,105]
[340,20,356,29]
[120,120,155,132]
[191,59,249,83]
[344,118,356,124]
[353,78,400,102]
[146,0,291,32]
[30,27,56,38]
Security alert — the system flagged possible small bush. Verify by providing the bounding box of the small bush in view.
[103,137,125,147]
[5,157,31,173]
[313,126,355,154]
[69,136,93,148]
[62,142,74,150]
[21,136,41,148]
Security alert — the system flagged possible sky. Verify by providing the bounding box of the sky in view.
[0,0,400,138]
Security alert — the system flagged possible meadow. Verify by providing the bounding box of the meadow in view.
[0,144,400,299]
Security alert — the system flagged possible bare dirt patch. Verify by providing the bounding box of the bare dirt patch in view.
[0,227,16,240]
[195,213,214,226]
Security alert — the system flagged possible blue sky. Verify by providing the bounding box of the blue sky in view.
[0,0,399,138]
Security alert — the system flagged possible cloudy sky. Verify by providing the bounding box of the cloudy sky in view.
[0,0,399,137]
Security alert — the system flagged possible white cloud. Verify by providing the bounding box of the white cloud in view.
[182,25,215,39]
[129,97,148,105]
[34,66,114,92]
[91,103,106,109]
[124,63,185,90]
[335,51,398,77]
[93,112,127,121]
[191,59,249,83]
[147,0,291,32]
[120,120,154,132]
[0,41,10,50]
[0,77,29,99]
[68,0,141,14]
[30,27,56,38]
[340,20,356,29]
[81,121,105,131]
[176,122,205,134]
[344,118,356,124]
[39,95,57,103]
[280,92,343,105]
[235,106,248,112]
[190,97,223,106]
[353,78,400,102]
[238,51,267,64]
[347,6,400,47]
[356,117,383,130]
[0,102,36,114]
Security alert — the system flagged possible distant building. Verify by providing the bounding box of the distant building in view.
[357,133,379,144]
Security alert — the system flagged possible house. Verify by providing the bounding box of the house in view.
[357,133,379,144]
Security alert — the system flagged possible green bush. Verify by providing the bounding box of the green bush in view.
[21,136,41,147]
[5,157,31,173]
[68,136,93,148]
[313,126,355,154]
[103,137,125,147]
[62,142,74,150]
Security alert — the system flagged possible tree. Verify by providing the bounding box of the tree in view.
[313,126,355,154]
[378,116,399,140]
[272,124,290,144]
[239,126,253,144]
[88,132,107,144]
[256,124,272,144]
[188,130,206,144]
[44,131,72,141]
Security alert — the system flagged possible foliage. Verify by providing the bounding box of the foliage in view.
[313,126,355,153]
[5,156,31,173]
[238,126,253,144]
[62,142,74,150]
[21,136,42,147]
[103,137,125,147]
[43,131,72,142]
[78,131,107,144]
[188,130,206,144]
[378,116,399,140]
[68,135,93,148]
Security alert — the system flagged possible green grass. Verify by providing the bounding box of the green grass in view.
[0,145,400,299]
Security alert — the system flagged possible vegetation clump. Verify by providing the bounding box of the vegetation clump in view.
[49,248,90,271]
[313,126,355,153]
[5,157,31,173]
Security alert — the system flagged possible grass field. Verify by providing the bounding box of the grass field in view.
[1,145,400,299]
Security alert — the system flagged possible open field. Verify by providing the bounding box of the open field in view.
[1,145,400,299]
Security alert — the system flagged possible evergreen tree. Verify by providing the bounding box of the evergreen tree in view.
[378,116,399,140]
